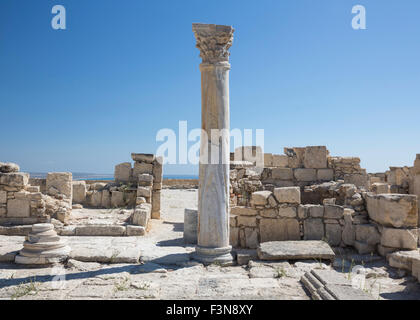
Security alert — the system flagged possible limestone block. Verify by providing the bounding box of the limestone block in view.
[251,191,272,206]
[90,191,102,207]
[0,172,29,188]
[152,157,163,183]
[230,214,237,227]
[309,205,324,218]
[304,146,327,169]
[138,174,154,186]
[0,191,6,204]
[7,198,30,217]
[344,174,369,189]
[132,203,151,227]
[412,257,420,281]
[380,227,418,250]
[151,190,161,219]
[259,218,300,242]
[366,193,418,228]
[260,208,278,218]
[111,191,125,207]
[414,154,420,175]
[126,225,146,236]
[272,155,288,167]
[297,205,309,219]
[230,206,257,216]
[72,181,86,204]
[230,227,240,248]
[294,169,317,182]
[271,168,293,180]
[237,216,257,227]
[137,186,152,198]
[184,208,198,244]
[264,153,273,167]
[354,241,376,255]
[317,169,334,181]
[243,228,259,249]
[234,146,263,167]
[387,250,420,271]
[324,205,344,219]
[284,147,305,168]
[342,220,355,246]
[133,162,153,178]
[46,172,72,201]
[325,224,342,246]
[26,186,40,193]
[131,153,155,163]
[355,224,381,245]
[303,218,324,240]
[278,205,297,218]
[114,162,131,183]
[273,187,301,204]
[371,183,390,194]
[0,162,20,173]
[101,190,111,208]
[377,245,397,257]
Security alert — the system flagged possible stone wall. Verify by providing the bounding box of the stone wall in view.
[163,179,199,189]
[71,153,163,220]
[0,162,71,225]
[231,185,419,256]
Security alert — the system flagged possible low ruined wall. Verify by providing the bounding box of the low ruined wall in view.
[231,186,419,256]
[0,162,71,225]
[163,179,198,189]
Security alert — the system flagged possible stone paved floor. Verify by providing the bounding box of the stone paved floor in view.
[0,189,419,300]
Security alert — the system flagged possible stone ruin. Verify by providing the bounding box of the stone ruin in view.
[0,162,71,225]
[0,152,163,237]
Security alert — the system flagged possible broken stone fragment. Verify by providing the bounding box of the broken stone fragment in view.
[0,162,20,173]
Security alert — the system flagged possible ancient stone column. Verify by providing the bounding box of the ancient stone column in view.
[192,23,234,265]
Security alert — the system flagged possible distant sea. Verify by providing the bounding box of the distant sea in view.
[29,172,198,181]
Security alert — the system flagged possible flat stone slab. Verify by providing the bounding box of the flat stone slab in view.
[257,241,335,261]
[311,269,352,286]
[325,284,374,300]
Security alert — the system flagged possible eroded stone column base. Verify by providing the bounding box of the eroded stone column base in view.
[192,245,234,266]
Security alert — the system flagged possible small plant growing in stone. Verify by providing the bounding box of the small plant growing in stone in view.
[110,250,120,264]
[274,267,287,278]
[11,278,39,300]
[114,277,130,292]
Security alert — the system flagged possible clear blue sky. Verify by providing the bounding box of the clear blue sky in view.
[1,0,419,175]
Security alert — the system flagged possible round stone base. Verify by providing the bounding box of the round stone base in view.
[192,245,234,266]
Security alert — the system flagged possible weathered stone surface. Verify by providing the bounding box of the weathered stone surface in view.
[294,169,317,182]
[412,257,420,281]
[272,155,288,167]
[284,147,305,169]
[241,228,259,249]
[258,240,335,261]
[132,204,151,227]
[46,172,72,201]
[75,225,126,236]
[131,153,155,163]
[7,198,30,217]
[230,227,239,247]
[237,216,257,227]
[309,205,324,218]
[259,218,300,242]
[72,181,87,204]
[101,190,111,208]
[371,183,390,194]
[271,168,293,180]
[324,205,344,219]
[151,190,161,219]
[278,205,297,218]
[303,218,324,240]
[133,162,153,178]
[184,208,198,244]
[90,190,102,207]
[0,191,6,204]
[387,250,420,271]
[366,193,418,228]
[0,172,29,188]
[325,224,342,246]
[273,187,300,204]
[152,157,163,182]
[377,244,397,257]
[264,153,273,167]
[354,241,375,254]
[380,227,418,250]
[137,186,152,198]
[111,191,124,207]
[0,162,20,173]
[230,206,257,216]
[317,169,334,181]
[126,225,146,236]
[114,162,131,183]
[138,174,154,186]
[304,146,327,169]
[251,191,272,206]
[355,224,380,245]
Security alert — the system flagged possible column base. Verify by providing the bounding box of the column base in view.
[192,245,234,266]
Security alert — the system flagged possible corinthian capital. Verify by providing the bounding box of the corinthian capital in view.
[192,23,234,64]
